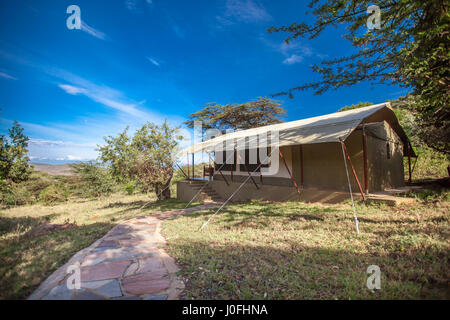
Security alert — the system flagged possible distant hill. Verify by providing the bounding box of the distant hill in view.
[31,163,75,176]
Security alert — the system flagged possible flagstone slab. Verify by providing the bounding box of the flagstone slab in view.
[123,270,168,284]
[143,294,168,300]
[81,279,113,290]
[72,290,105,300]
[94,279,122,298]
[122,278,170,295]
[98,240,119,248]
[42,284,74,300]
[124,262,139,277]
[137,256,164,273]
[81,260,132,282]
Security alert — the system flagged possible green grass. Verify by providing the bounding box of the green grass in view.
[162,199,449,300]
[0,192,196,299]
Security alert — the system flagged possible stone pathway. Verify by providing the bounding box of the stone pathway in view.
[28,203,220,300]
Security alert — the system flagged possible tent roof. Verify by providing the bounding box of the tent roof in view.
[178,102,415,156]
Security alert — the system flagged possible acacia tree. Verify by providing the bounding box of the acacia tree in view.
[185,97,285,132]
[131,122,181,200]
[98,121,181,200]
[0,121,31,182]
[268,0,449,154]
[98,126,136,182]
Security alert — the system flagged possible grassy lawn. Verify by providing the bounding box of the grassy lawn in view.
[162,198,449,300]
[0,193,193,299]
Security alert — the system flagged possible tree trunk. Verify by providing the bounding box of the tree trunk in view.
[155,174,172,200]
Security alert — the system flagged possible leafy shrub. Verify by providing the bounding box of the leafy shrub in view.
[405,146,449,181]
[123,182,136,195]
[70,162,115,197]
[0,179,33,206]
[38,184,70,204]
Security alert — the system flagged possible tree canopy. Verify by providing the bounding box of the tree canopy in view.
[185,97,285,132]
[0,121,31,182]
[268,0,449,154]
[98,121,181,199]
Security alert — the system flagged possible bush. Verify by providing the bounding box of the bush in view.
[70,162,115,197]
[123,182,136,195]
[0,179,33,206]
[38,184,70,205]
[405,146,449,181]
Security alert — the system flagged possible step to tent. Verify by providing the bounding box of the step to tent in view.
[188,180,223,203]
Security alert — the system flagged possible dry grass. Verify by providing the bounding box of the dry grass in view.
[162,198,450,300]
[0,193,195,299]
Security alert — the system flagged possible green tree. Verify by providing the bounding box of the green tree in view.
[98,121,181,200]
[132,121,181,200]
[70,161,115,198]
[185,97,285,132]
[98,126,136,182]
[268,0,449,154]
[0,121,31,182]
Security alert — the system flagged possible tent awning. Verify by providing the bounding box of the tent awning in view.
[178,102,415,157]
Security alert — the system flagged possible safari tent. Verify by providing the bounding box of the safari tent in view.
[177,102,416,203]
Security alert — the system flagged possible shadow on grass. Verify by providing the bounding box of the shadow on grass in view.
[0,212,68,237]
[166,237,449,300]
[178,203,332,229]
[101,198,196,214]
[0,216,114,300]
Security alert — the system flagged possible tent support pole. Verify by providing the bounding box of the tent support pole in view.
[230,149,234,182]
[279,149,300,194]
[340,141,360,235]
[175,163,188,180]
[340,139,366,201]
[237,152,259,190]
[259,161,263,185]
[411,154,418,176]
[208,154,229,186]
[362,126,369,194]
[231,162,233,182]
[299,145,304,188]
[199,155,269,231]
[408,143,412,183]
[192,153,195,180]
[187,154,190,181]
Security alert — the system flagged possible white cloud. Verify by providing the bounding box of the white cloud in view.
[146,57,160,66]
[167,17,185,39]
[126,0,153,12]
[0,71,17,80]
[261,35,315,65]
[81,21,107,40]
[66,155,83,161]
[125,0,138,11]
[222,0,271,23]
[53,71,152,118]
[29,138,95,148]
[58,84,87,95]
[283,54,303,65]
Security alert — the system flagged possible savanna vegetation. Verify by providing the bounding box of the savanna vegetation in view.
[162,199,449,299]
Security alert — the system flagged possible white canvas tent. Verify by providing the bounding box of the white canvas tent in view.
[178,102,413,157]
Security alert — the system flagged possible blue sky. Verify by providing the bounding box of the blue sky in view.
[0,0,408,163]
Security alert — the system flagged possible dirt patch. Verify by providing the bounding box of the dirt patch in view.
[31,163,75,176]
